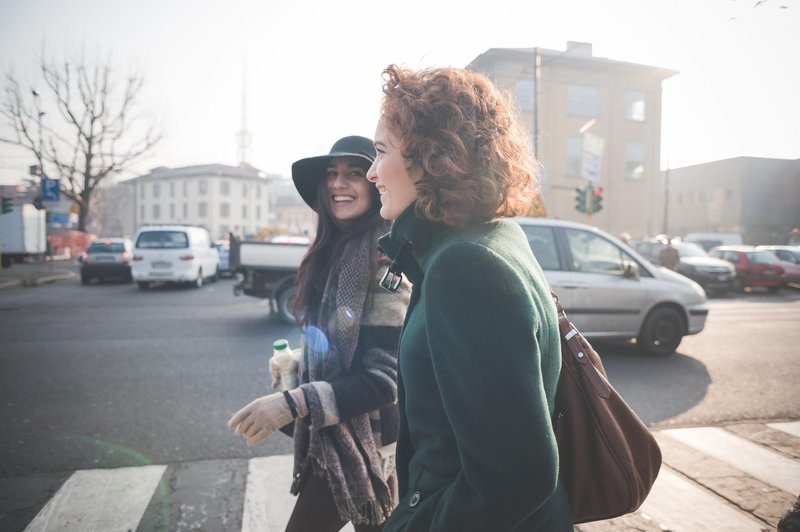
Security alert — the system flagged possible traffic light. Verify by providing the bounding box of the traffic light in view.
[1,195,12,214]
[591,187,603,214]
[574,187,587,213]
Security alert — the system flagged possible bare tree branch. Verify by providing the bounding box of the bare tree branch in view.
[1,49,160,231]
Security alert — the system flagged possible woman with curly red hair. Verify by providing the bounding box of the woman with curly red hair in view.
[367,65,572,531]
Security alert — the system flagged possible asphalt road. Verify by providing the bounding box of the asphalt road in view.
[1,273,799,479]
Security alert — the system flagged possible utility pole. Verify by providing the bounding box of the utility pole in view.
[236,57,252,166]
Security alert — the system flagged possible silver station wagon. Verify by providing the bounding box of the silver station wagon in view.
[516,217,709,356]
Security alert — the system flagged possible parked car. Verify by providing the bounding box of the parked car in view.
[755,245,800,286]
[214,239,231,276]
[516,218,709,356]
[634,238,736,294]
[708,246,785,293]
[131,225,219,289]
[79,237,134,284]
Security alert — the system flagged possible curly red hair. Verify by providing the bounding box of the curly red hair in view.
[380,64,539,228]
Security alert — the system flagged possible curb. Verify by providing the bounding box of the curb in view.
[0,272,76,291]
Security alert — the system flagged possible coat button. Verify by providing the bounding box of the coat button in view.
[409,491,421,507]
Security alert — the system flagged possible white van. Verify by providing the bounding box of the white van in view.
[131,225,220,289]
[683,232,743,252]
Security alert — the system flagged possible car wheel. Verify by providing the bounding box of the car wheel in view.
[137,281,150,290]
[638,306,684,356]
[125,273,133,283]
[210,266,219,282]
[194,269,203,289]
[81,273,90,285]
[276,286,297,325]
[767,286,781,294]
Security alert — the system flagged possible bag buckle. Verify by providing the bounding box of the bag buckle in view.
[380,267,404,293]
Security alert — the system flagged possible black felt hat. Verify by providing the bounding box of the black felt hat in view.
[291,136,376,210]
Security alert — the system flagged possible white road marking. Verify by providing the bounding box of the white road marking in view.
[24,464,166,532]
[768,421,800,439]
[663,426,800,494]
[241,454,354,532]
[640,467,766,531]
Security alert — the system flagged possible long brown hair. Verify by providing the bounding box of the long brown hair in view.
[291,168,388,326]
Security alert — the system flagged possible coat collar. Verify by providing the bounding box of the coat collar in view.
[378,203,445,287]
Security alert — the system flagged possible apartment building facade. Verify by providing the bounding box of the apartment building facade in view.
[101,164,280,240]
[468,42,677,238]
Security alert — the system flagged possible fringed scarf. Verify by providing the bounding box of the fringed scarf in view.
[292,225,395,525]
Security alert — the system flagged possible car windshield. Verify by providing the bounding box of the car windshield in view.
[87,242,125,253]
[748,251,780,265]
[136,231,189,249]
[675,242,709,258]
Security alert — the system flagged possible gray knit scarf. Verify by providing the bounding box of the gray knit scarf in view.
[292,226,394,525]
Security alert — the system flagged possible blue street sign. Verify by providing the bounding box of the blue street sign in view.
[41,177,60,202]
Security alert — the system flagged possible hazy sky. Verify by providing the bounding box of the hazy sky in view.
[1,0,798,185]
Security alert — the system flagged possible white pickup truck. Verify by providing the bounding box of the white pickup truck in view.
[230,234,309,324]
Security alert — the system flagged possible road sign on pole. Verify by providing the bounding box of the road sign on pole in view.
[41,177,60,202]
[580,132,604,182]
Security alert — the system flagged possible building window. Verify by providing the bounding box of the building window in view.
[516,79,535,112]
[169,182,175,197]
[256,185,261,199]
[140,204,145,219]
[220,225,229,238]
[676,192,683,205]
[256,205,261,220]
[220,181,230,195]
[567,85,600,117]
[625,141,645,180]
[242,205,247,218]
[626,91,646,122]
[153,182,160,198]
[566,136,582,177]
[170,203,175,219]
[198,202,207,217]
[140,184,144,199]
[183,181,188,196]
[153,204,160,219]
[220,202,230,218]
[242,184,248,197]
[199,180,207,195]
[183,203,188,219]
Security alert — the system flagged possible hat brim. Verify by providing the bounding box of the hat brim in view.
[291,152,374,210]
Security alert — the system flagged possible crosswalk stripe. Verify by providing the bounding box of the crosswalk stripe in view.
[768,420,800,439]
[663,426,800,494]
[241,455,355,532]
[23,464,166,532]
[639,467,766,531]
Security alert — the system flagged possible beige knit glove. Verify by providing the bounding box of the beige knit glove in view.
[228,389,308,447]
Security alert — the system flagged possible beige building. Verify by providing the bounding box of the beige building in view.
[468,42,677,237]
[101,164,280,240]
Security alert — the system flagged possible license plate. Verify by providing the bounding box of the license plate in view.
[152,261,171,269]
[764,270,776,277]
[94,257,114,262]
[716,274,728,281]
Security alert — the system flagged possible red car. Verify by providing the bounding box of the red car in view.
[709,246,785,293]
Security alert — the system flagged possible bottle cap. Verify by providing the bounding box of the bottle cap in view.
[273,339,289,351]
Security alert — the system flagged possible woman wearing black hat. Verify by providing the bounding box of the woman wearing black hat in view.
[229,136,409,531]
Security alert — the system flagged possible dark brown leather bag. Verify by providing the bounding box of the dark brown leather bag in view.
[551,293,662,524]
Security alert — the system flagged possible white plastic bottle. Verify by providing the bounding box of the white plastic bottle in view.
[271,339,299,391]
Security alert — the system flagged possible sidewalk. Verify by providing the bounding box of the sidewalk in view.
[0,258,78,291]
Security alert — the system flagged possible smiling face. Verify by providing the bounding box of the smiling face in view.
[366,119,423,221]
[324,156,373,225]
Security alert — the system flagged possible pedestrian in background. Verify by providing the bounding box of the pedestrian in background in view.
[228,136,410,532]
[659,237,680,270]
[367,65,572,531]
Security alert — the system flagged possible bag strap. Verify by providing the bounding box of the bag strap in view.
[550,291,610,396]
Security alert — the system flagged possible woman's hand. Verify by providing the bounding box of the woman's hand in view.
[228,390,307,447]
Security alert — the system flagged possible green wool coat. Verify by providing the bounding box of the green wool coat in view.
[379,205,573,531]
